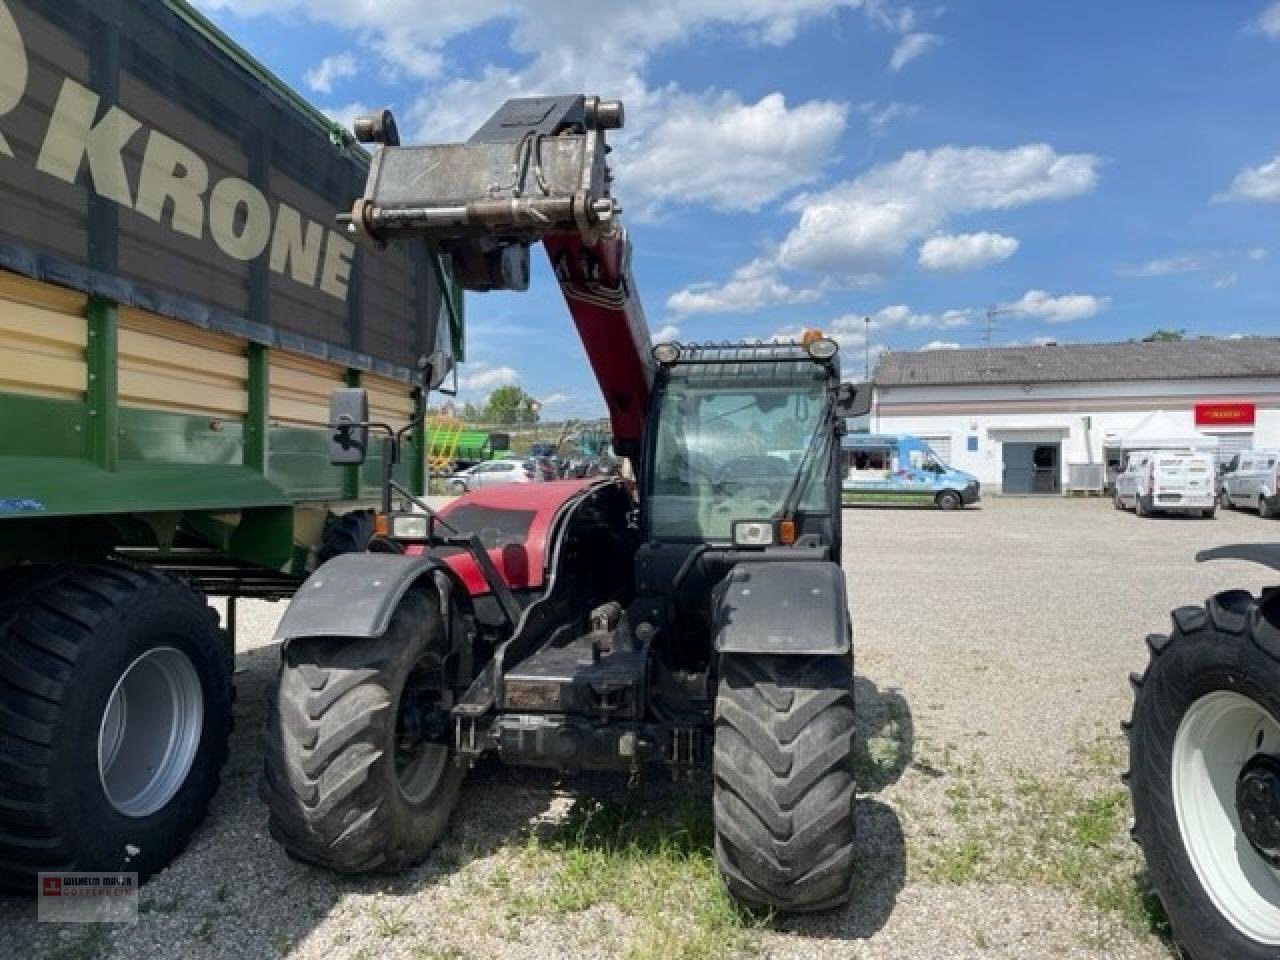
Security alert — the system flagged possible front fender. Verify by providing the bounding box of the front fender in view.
[275,552,450,642]
[1198,543,1280,573]
[713,560,851,655]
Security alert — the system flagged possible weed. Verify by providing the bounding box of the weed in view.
[64,924,111,960]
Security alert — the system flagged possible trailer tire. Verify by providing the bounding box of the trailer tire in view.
[713,653,855,912]
[935,489,963,511]
[261,584,464,874]
[0,564,231,893]
[1128,590,1280,959]
[316,509,377,566]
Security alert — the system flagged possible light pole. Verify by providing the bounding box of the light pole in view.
[864,315,871,381]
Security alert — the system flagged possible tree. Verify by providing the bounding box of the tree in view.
[1142,328,1185,342]
[460,401,479,421]
[482,385,539,424]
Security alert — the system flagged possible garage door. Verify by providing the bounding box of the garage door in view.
[1204,431,1253,465]
[919,435,952,463]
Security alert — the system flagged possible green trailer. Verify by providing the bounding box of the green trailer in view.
[0,0,461,890]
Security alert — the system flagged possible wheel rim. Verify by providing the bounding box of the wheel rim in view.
[1173,690,1280,944]
[395,658,450,804]
[98,647,204,818]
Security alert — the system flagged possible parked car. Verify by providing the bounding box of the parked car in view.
[447,459,532,493]
[840,434,980,510]
[523,456,559,482]
[1114,450,1216,517]
[1220,448,1280,517]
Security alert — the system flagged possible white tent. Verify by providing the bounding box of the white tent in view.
[1120,410,1219,451]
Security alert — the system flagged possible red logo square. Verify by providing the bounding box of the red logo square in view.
[42,876,62,897]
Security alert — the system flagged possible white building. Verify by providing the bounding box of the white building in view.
[871,338,1280,494]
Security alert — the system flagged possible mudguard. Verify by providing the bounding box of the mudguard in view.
[713,560,851,655]
[1197,543,1280,573]
[275,553,448,642]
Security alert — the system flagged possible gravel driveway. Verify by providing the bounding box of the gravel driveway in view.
[3,496,1277,959]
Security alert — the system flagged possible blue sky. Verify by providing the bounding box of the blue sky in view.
[194,1,1280,417]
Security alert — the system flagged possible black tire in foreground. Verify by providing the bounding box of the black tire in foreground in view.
[713,653,856,912]
[0,564,231,893]
[261,584,465,873]
[1128,589,1280,959]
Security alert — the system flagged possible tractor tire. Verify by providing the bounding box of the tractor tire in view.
[1128,589,1280,959]
[935,489,963,511]
[260,584,464,873]
[713,653,856,912]
[0,564,231,893]
[315,509,377,566]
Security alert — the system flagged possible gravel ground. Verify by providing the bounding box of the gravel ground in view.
[3,495,1278,959]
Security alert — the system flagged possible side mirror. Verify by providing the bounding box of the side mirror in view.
[328,387,369,465]
[835,381,872,418]
[422,350,454,392]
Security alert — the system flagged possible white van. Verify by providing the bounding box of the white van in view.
[1221,449,1280,518]
[1114,450,1217,518]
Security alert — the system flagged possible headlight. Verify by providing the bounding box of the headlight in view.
[732,520,775,548]
[652,342,681,365]
[805,336,838,360]
[390,514,429,539]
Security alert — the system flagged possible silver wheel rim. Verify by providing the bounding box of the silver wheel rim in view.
[1173,691,1280,944]
[98,647,204,818]
[398,743,449,804]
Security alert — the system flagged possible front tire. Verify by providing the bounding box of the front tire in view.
[261,584,464,873]
[713,654,856,912]
[935,489,963,511]
[1128,589,1280,958]
[0,564,231,892]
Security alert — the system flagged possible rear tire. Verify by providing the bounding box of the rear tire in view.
[1128,590,1280,959]
[935,489,963,511]
[713,654,856,912]
[1220,489,1233,511]
[315,510,376,566]
[261,584,464,873]
[0,564,231,893]
[1137,494,1152,517]
[1203,507,1217,519]
[1114,492,1125,511]
[1261,496,1276,520]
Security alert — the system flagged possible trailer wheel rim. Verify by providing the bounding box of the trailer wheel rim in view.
[1173,690,1280,944]
[98,646,204,818]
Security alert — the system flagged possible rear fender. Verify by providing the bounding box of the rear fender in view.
[713,560,851,655]
[275,552,461,643]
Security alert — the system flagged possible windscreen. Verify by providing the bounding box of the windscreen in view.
[648,382,829,541]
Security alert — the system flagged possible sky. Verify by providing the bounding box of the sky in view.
[192,0,1280,418]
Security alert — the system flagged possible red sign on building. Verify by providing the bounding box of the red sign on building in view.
[1194,402,1256,426]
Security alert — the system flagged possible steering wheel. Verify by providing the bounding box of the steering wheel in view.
[714,455,791,497]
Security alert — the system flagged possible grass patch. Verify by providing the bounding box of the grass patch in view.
[508,784,762,960]
[912,736,1169,943]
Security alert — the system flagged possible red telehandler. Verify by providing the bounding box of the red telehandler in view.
[261,95,871,912]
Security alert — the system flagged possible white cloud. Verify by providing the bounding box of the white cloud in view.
[1002,289,1109,324]
[651,323,681,341]
[1249,247,1269,261]
[1213,272,1240,289]
[856,100,920,136]
[918,232,1019,272]
[1118,254,1203,278]
[624,91,847,217]
[889,32,940,71]
[538,391,572,408]
[304,52,357,94]
[457,363,520,392]
[921,339,961,350]
[666,258,825,316]
[1219,155,1280,203]
[319,102,376,134]
[1256,2,1280,38]
[775,143,1098,277]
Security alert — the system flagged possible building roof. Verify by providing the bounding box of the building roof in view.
[873,338,1280,387]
